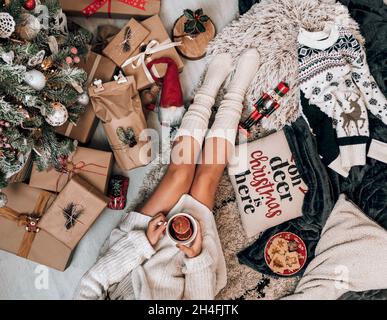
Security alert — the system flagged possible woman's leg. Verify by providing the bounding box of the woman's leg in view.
[139,54,233,216]
[190,49,260,210]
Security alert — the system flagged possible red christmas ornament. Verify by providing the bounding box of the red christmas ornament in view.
[23,0,36,10]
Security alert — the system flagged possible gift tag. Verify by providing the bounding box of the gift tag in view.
[114,71,128,84]
[93,79,105,92]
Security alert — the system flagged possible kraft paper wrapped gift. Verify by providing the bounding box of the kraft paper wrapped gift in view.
[39,175,109,250]
[103,15,184,90]
[0,183,70,271]
[59,0,160,19]
[0,177,108,271]
[89,76,152,170]
[56,51,117,143]
[29,146,113,194]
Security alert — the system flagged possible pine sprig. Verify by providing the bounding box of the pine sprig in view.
[33,128,75,171]
[43,86,79,106]
[47,66,87,87]
[0,97,27,125]
[62,202,84,230]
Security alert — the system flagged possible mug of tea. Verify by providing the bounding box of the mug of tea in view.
[166,213,198,246]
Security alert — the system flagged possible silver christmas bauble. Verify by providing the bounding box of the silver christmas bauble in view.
[24,69,46,90]
[45,102,69,127]
[77,92,90,106]
[15,13,41,41]
[0,192,8,208]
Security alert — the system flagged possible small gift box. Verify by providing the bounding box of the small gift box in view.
[56,51,117,143]
[108,175,129,210]
[0,183,71,271]
[39,175,109,250]
[103,15,184,90]
[59,0,161,19]
[0,178,108,271]
[29,146,113,194]
[89,75,153,170]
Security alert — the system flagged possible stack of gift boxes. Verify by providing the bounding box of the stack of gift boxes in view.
[0,1,185,271]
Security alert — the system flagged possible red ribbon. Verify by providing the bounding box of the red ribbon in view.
[82,0,146,18]
[56,160,108,193]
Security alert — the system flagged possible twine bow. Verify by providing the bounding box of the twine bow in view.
[82,0,146,18]
[55,159,107,193]
[121,39,182,84]
[0,191,52,258]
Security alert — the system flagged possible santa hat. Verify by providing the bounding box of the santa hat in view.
[146,57,185,126]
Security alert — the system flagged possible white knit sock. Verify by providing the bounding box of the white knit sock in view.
[174,53,233,146]
[206,49,260,145]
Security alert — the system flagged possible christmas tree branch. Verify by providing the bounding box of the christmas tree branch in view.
[0,97,27,124]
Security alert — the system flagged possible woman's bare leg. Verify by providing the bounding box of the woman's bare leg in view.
[190,138,232,210]
[139,136,200,216]
[190,49,260,210]
[139,54,233,216]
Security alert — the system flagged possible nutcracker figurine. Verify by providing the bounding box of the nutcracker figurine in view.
[239,82,290,136]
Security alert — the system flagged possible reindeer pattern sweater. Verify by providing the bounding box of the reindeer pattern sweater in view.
[298,24,387,170]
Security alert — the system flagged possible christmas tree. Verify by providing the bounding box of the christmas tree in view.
[0,0,91,187]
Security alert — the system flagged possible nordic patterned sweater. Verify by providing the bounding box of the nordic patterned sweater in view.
[298,24,387,170]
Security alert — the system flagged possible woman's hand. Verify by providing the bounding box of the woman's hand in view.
[177,221,203,258]
[146,213,168,247]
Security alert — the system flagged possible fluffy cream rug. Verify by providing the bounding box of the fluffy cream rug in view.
[130,0,361,300]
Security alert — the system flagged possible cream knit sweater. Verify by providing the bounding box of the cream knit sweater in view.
[74,195,227,300]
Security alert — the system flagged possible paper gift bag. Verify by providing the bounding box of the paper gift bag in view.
[59,0,161,19]
[56,52,117,143]
[89,76,152,170]
[104,16,184,90]
[29,146,113,194]
[0,183,73,271]
[39,175,109,249]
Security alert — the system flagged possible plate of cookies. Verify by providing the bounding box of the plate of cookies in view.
[264,232,307,276]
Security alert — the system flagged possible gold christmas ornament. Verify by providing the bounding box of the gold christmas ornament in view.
[45,102,69,127]
[41,56,54,70]
[15,13,41,41]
